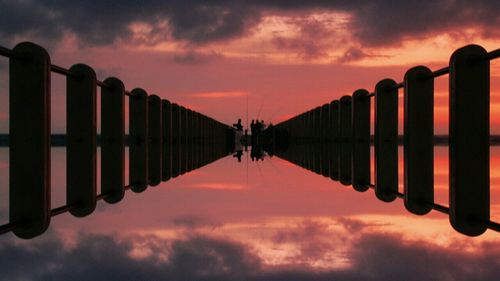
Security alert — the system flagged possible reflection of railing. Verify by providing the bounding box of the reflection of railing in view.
[272,45,500,237]
[0,42,234,239]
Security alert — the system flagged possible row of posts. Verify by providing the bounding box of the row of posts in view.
[7,42,233,239]
[273,44,492,237]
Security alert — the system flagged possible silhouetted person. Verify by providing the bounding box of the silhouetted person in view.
[233,150,243,162]
[256,120,263,135]
[250,120,257,146]
[233,118,243,131]
[250,120,256,135]
[244,129,249,151]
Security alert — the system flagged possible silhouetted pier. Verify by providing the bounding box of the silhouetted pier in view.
[1,42,500,238]
[267,44,500,237]
[0,42,235,239]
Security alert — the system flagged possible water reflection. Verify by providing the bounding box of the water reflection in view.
[0,145,500,279]
[0,119,500,279]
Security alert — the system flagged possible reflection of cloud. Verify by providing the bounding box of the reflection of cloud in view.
[0,112,7,121]
[1,229,499,281]
[190,91,248,99]
[191,183,246,190]
[0,162,7,169]
[271,220,346,268]
[172,215,222,229]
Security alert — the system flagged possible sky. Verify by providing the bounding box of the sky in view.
[0,0,500,280]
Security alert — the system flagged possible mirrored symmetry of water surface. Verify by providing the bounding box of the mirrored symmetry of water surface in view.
[0,145,499,277]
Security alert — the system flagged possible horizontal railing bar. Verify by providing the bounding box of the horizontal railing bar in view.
[429,66,450,78]
[0,221,20,235]
[96,80,109,88]
[0,46,14,58]
[349,182,496,231]
[49,63,137,98]
[0,184,135,235]
[430,203,449,214]
[50,64,73,76]
[486,48,500,60]
[50,202,78,217]
[96,81,134,97]
[392,82,404,90]
[485,220,500,232]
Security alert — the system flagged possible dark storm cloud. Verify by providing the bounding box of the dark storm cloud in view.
[1,0,498,48]
[257,0,500,46]
[0,0,260,46]
[0,233,261,281]
[272,17,334,59]
[1,223,499,281]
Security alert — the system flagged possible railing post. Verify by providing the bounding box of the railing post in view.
[171,103,180,177]
[67,64,97,216]
[10,42,51,239]
[129,88,148,192]
[329,100,340,181]
[193,111,200,169]
[449,44,490,236]
[352,89,370,192]
[339,96,353,185]
[321,103,330,177]
[313,107,321,174]
[404,66,434,215]
[161,100,172,181]
[375,79,398,202]
[101,77,125,204]
[179,106,187,175]
[187,109,193,172]
[148,95,162,186]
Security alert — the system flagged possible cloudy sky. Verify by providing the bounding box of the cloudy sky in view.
[0,1,500,280]
[1,0,500,132]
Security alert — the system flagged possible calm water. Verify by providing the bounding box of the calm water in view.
[0,147,499,277]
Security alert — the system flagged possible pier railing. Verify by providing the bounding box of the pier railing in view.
[0,42,234,239]
[272,44,500,237]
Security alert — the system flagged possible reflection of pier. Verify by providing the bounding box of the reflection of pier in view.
[0,42,234,239]
[267,44,500,237]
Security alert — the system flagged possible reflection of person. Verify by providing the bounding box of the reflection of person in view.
[233,150,243,162]
[233,118,243,131]
[244,129,249,151]
[251,145,264,162]
[256,120,263,134]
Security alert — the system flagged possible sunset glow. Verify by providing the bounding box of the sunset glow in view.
[1,1,500,280]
